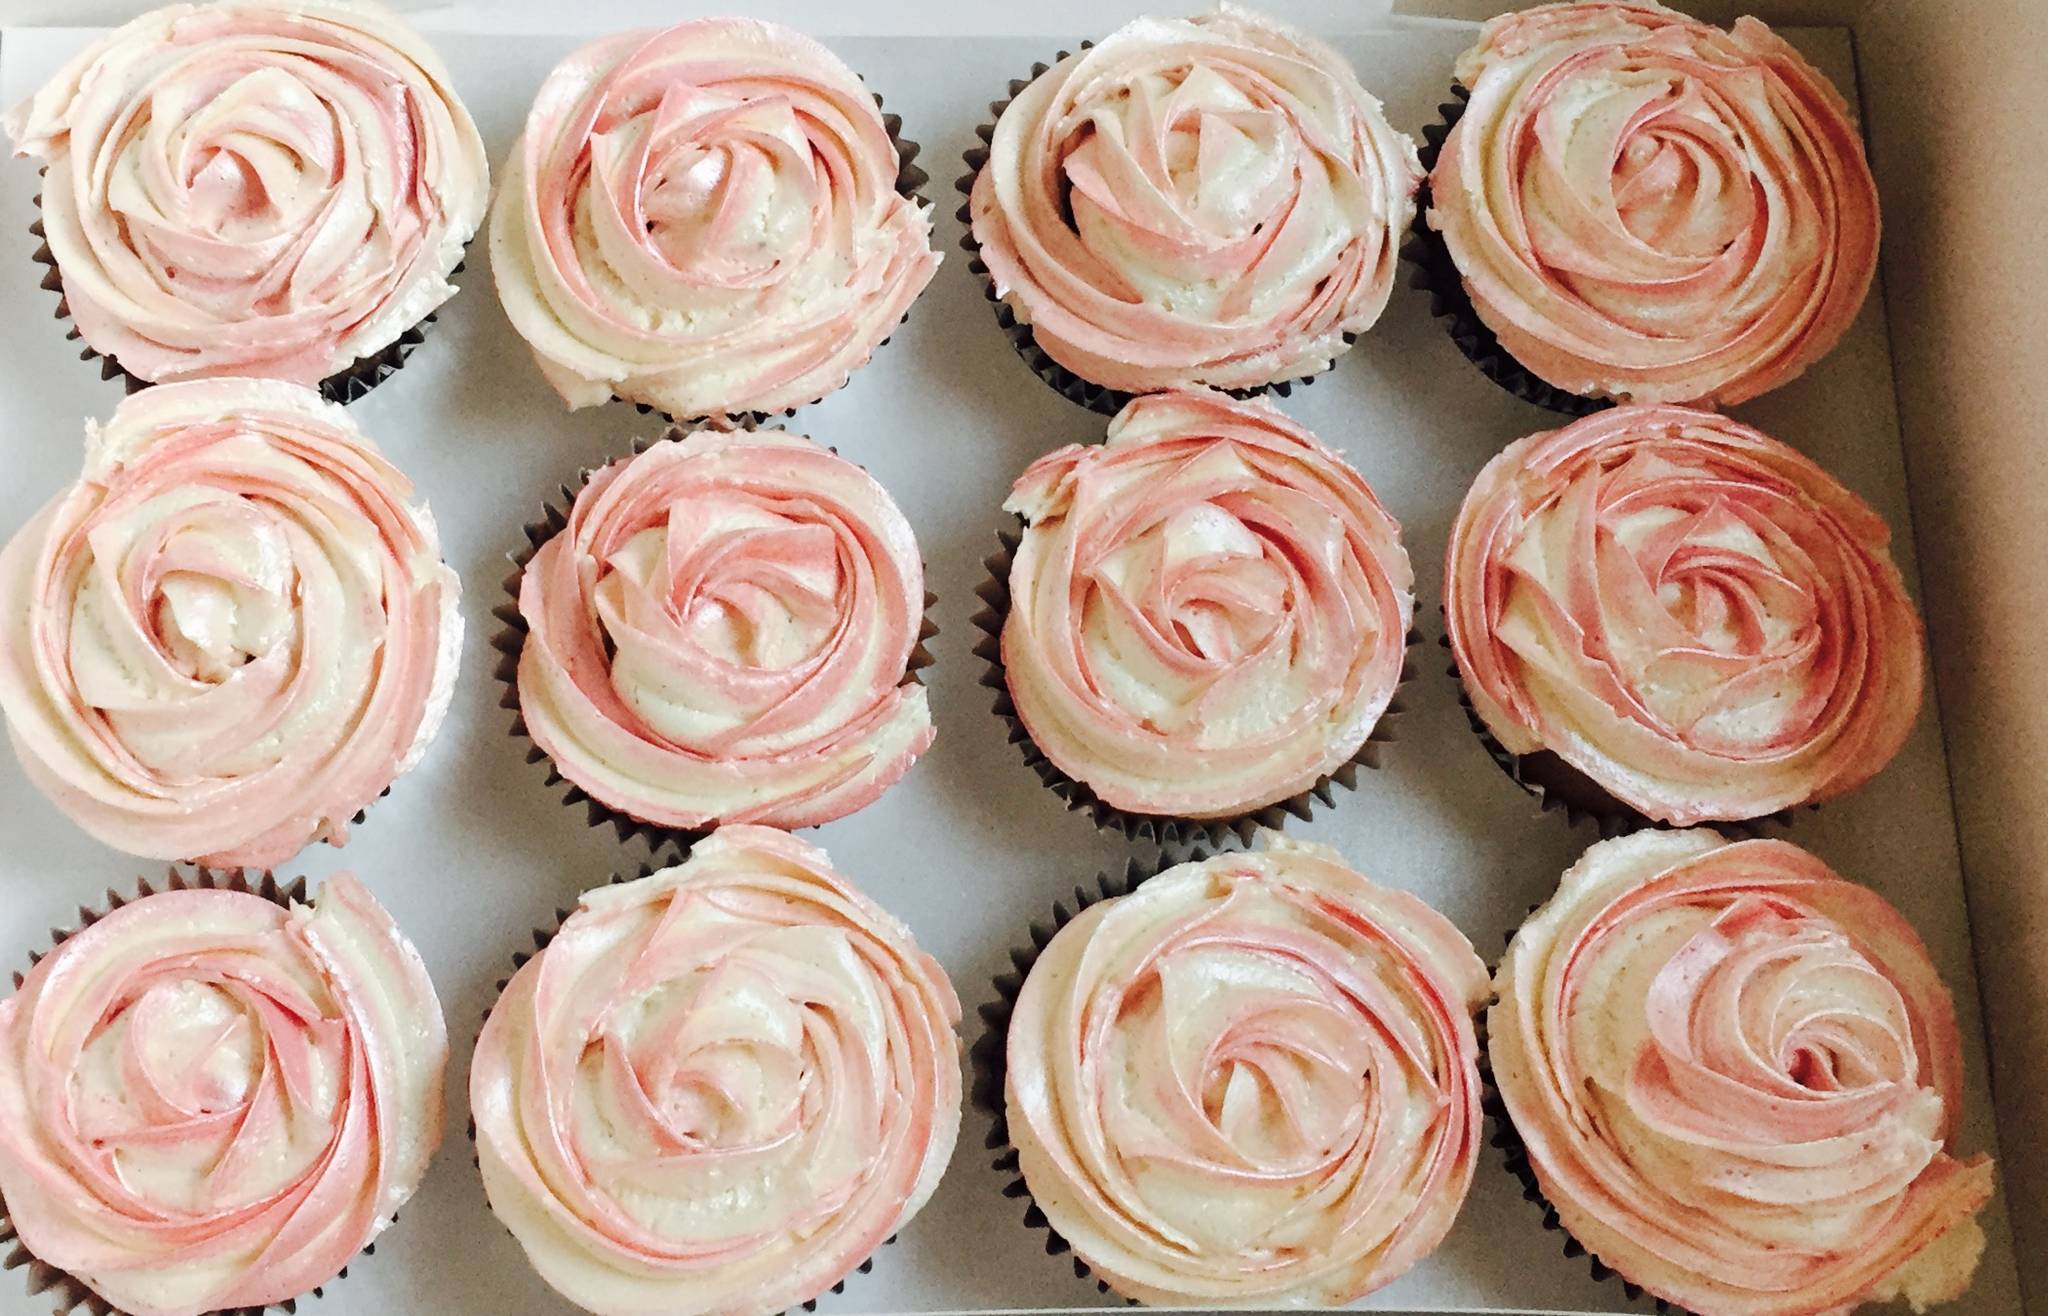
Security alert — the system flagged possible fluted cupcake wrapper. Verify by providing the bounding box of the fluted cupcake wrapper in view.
[1400,87,1613,421]
[972,524,1413,850]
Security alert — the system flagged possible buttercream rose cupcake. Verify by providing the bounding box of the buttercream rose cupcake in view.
[472,826,961,1316]
[983,831,1487,1306]
[962,3,1421,414]
[492,18,939,424]
[977,388,1412,845]
[6,0,488,401]
[1491,829,1995,1314]
[499,427,934,846]
[1414,0,1880,412]
[1445,405,1922,830]
[0,380,462,868]
[0,867,447,1316]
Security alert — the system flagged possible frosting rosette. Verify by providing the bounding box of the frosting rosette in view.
[1001,388,1412,821]
[968,3,1420,398]
[515,429,931,832]
[1491,829,1995,1314]
[472,826,962,1316]
[491,18,939,421]
[0,872,448,1316]
[1003,832,1488,1306]
[1445,405,1922,824]
[0,379,462,867]
[1427,0,1880,406]
[5,0,488,389]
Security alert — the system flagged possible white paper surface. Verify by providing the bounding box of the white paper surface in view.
[0,15,2019,1316]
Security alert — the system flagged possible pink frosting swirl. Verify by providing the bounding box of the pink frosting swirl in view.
[491,18,939,421]
[0,380,462,867]
[1445,405,1922,823]
[1002,388,1412,819]
[4,0,488,387]
[1492,830,1995,1314]
[471,826,961,1316]
[1427,0,1880,405]
[969,3,1420,394]
[1006,832,1488,1305]
[0,874,447,1316]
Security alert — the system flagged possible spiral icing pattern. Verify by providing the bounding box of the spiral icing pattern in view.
[1492,830,1994,1314]
[1427,0,1880,406]
[1006,832,1487,1306]
[491,18,939,421]
[4,0,488,387]
[472,826,961,1316]
[1445,405,1922,824]
[0,874,447,1316]
[1002,389,1411,820]
[0,380,462,867]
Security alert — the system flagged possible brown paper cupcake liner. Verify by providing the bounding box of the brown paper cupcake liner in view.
[1400,87,1613,420]
[955,47,1337,419]
[971,524,1414,849]
[490,422,940,854]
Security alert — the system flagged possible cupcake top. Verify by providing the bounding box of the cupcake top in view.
[1002,388,1412,820]
[969,3,1419,397]
[5,0,488,388]
[516,428,931,832]
[1428,0,1879,406]
[0,379,461,867]
[1492,830,1994,1314]
[491,18,938,422]
[0,873,446,1316]
[1005,831,1487,1306]
[1445,405,1922,824]
[472,826,961,1316]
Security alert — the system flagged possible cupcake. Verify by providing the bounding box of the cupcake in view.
[1419,0,1879,410]
[981,388,1412,842]
[5,0,488,400]
[0,380,462,867]
[472,825,961,1316]
[963,4,1420,413]
[1444,405,1922,828]
[0,869,447,1316]
[491,18,939,424]
[502,427,933,844]
[994,831,1487,1305]
[1491,829,1995,1313]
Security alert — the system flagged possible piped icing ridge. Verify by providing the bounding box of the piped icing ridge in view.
[0,379,461,867]
[516,429,931,831]
[969,3,1420,395]
[471,826,962,1316]
[5,0,488,387]
[1002,388,1412,820]
[1427,0,1879,406]
[1005,831,1487,1306]
[490,17,939,421]
[1491,830,1994,1315]
[1444,404,1922,824]
[0,874,447,1316]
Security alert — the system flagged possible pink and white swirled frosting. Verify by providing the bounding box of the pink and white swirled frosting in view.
[491,18,939,421]
[517,429,931,831]
[0,874,447,1316]
[472,826,961,1316]
[971,4,1420,395]
[1428,0,1880,406]
[0,379,462,867]
[1492,830,1994,1314]
[1445,405,1922,824]
[1006,831,1487,1306]
[4,1,488,387]
[1002,389,1412,819]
